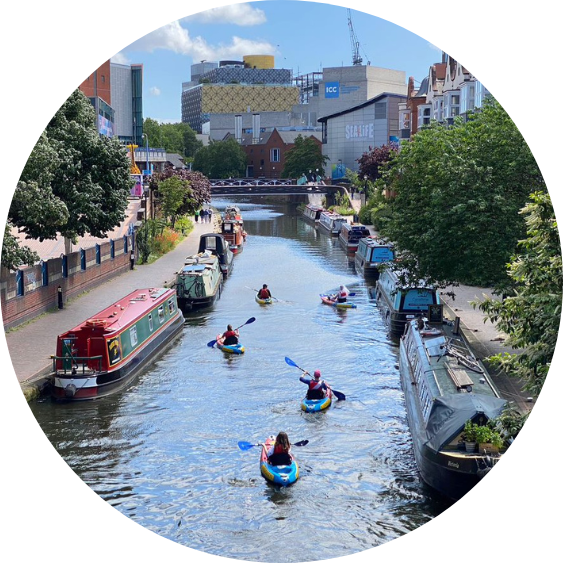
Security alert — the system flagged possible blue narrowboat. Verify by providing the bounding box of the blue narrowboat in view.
[354,237,395,279]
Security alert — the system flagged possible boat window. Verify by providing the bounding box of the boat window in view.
[148,313,153,331]
[403,289,436,311]
[224,223,233,232]
[370,247,395,263]
[158,306,165,323]
[168,299,175,314]
[130,325,138,347]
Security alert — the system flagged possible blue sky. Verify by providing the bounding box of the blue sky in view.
[112,1,443,123]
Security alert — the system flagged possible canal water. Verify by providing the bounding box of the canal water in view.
[29,198,452,562]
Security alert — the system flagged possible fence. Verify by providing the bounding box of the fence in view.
[1,235,134,330]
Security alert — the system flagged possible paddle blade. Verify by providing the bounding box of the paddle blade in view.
[333,390,346,401]
[285,357,298,368]
[237,441,257,451]
[207,340,217,348]
[245,317,256,325]
[292,440,309,447]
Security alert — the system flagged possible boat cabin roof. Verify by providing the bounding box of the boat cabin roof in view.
[359,236,393,249]
[58,288,175,337]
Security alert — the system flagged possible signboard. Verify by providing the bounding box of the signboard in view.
[130,174,143,197]
[427,304,443,324]
[345,123,374,140]
[107,336,122,366]
[325,82,340,98]
[331,162,346,180]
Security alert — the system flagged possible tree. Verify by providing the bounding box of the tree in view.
[151,168,211,216]
[475,192,561,397]
[3,89,131,270]
[379,99,545,287]
[158,176,189,228]
[142,119,202,159]
[192,139,247,178]
[357,144,397,181]
[282,135,328,178]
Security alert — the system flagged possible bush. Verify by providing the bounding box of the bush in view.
[152,227,180,255]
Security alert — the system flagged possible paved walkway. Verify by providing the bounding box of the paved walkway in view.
[7,216,216,389]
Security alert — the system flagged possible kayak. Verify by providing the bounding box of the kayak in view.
[216,335,245,354]
[260,436,299,486]
[320,294,357,309]
[255,294,273,305]
[301,387,333,413]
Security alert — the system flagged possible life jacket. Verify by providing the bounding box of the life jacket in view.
[308,379,325,399]
[258,289,270,299]
[222,330,238,345]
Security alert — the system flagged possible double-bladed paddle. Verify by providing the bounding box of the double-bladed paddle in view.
[284,356,346,401]
[238,439,309,451]
[207,317,256,348]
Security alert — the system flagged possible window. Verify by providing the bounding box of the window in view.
[148,313,153,331]
[130,325,138,347]
[158,306,165,324]
[270,148,280,162]
[374,102,386,120]
[168,299,175,314]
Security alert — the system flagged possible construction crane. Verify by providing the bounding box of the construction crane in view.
[347,8,363,66]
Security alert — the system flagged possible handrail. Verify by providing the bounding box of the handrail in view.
[51,355,103,374]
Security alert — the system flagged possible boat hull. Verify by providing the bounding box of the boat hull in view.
[216,337,245,354]
[320,294,357,309]
[260,436,299,486]
[301,388,333,412]
[255,295,273,305]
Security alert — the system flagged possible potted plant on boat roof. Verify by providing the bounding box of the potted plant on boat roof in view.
[463,421,478,453]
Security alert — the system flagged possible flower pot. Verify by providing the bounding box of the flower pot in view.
[478,442,499,454]
[465,441,477,453]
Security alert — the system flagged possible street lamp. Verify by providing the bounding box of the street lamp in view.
[142,133,149,175]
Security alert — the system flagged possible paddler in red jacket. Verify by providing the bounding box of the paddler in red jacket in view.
[263,431,292,466]
[257,284,272,299]
[300,369,329,400]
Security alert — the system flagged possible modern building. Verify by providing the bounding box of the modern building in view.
[181,56,297,134]
[110,62,144,144]
[318,92,407,179]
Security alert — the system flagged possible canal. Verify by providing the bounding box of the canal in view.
[29,198,453,562]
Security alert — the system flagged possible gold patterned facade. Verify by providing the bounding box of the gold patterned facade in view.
[200,84,299,114]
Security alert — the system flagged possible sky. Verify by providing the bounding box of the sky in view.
[110,1,443,123]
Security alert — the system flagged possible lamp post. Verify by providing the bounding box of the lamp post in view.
[142,133,149,175]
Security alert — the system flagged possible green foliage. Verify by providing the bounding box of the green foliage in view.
[175,215,193,235]
[142,118,202,158]
[3,89,131,270]
[158,176,188,227]
[192,138,247,178]
[2,223,40,270]
[282,135,328,178]
[474,192,561,396]
[379,99,545,287]
[152,168,210,217]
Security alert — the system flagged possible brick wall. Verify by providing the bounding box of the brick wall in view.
[1,236,134,330]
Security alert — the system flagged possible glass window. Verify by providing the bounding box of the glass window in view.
[148,314,153,331]
[270,148,280,162]
[130,325,138,347]
[158,306,165,323]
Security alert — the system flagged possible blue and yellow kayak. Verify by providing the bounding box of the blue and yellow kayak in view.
[215,335,245,354]
[301,387,333,412]
[320,294,357,309]
[255,294,273,305]
[260,436,299,486]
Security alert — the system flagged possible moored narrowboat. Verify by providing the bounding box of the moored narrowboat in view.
[399,318,506,499]
[302,203,325,224]
[198,233,234,278]
[375,268,440,337]
[354,237,395,279]
[222,205,247,254]
[318,211,348,236]
[339,223,371,254]
[51,288,184,401]
[174,251,222,311]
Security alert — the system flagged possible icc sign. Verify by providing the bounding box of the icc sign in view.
[325,82,340,98]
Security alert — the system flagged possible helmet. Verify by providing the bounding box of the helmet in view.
[314,370,321,379]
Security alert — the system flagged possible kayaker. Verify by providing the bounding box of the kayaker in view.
[336,285,349,303]
[264,431,292,466]
[257,284,272,299]
[300,369,329,400]
[221,324,239,346]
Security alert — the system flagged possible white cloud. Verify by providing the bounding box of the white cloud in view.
[183,3,267,26]
[125,20,276,61]
[149,86,161,96]
[110,51,131,64]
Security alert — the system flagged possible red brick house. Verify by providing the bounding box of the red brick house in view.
[225,129,322,179]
